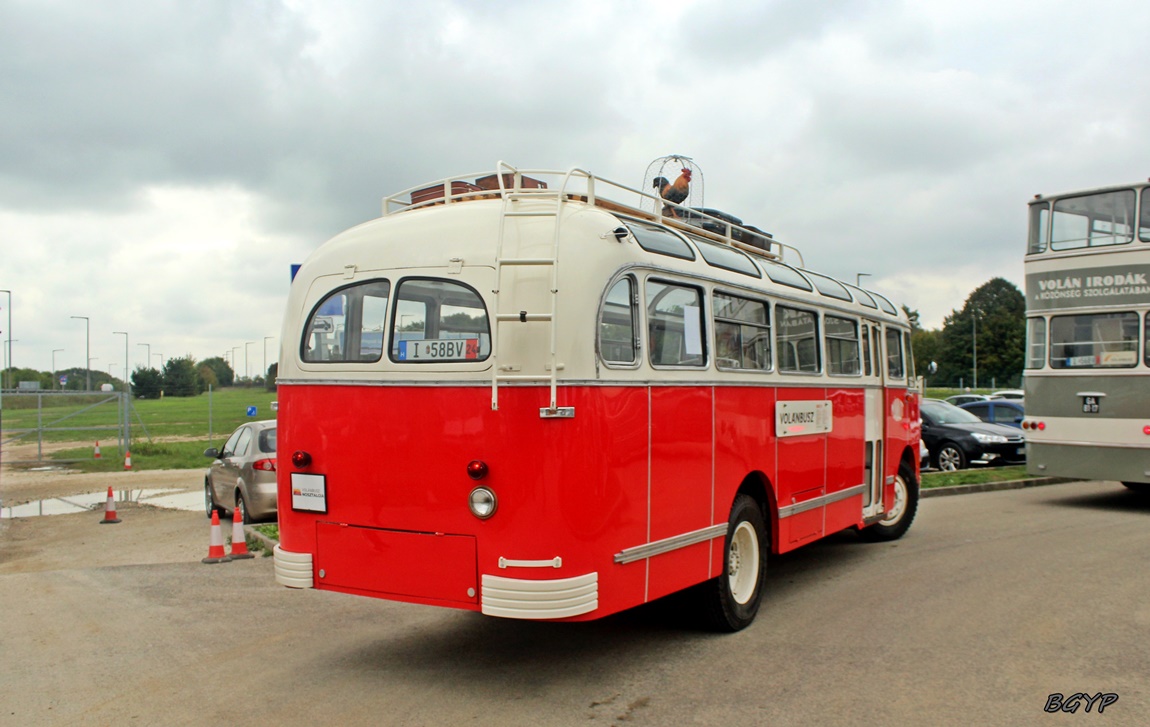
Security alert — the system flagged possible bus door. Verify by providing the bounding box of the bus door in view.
[861,321,885,520]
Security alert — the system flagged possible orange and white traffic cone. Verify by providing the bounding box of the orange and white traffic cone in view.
[202,510,232,564]
[123,450,132,470]
[93,441,102,459]
[229,502,254,560]
[99,486,121,524]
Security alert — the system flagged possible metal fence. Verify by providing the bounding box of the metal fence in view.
[0,389,135,465]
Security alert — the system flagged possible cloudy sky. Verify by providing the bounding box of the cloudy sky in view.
[2,0,1149,377]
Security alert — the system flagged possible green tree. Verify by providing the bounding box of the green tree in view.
[163,355,203,397]
[936,278,1025,388]
[197,356,234,387]
[132,367,164,399]
[198,364,219,389]
[265,362,278,392]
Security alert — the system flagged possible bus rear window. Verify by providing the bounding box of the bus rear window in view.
[390,278,491,363]
[302,280,390,363]
[1050,312,1139,368]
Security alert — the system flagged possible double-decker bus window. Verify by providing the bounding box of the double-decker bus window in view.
[1142,190,1150,242]
[647,280,706,367]
[302,280,391,363]
[1051,190,1136,250]
[389,278,490,363]
[825,315,861,376]
[599,277,637,365]
[626,220,696,260]
[777,305,819,373]
[713,292,770,371]
[1026,317,1047,369]
[1049,312,1139,368]
[1028,201,1050,254]
[885,326,905,379]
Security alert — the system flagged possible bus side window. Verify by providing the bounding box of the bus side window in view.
[776,305,820,373]
[647,280,706,367]
[885,327,905,379]
[825,315,860,375]
[861,325,872,376]
[713,291,771,371]
[599,277,637,365]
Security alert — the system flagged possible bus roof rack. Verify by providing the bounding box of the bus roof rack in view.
[382,162,805,268]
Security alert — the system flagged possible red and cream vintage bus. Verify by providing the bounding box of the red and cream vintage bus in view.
[273,162,920,631]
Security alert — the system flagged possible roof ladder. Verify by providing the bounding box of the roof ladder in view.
[489,163,568,417]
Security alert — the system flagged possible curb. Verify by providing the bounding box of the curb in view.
[243,524,280,554]
[921,477,1079,498]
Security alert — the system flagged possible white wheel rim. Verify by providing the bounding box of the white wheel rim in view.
[727,521,760,605]
[880,475,908,527]
[939,448,960,471]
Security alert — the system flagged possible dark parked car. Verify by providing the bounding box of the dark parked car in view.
[204,420,277,522]
[920,399,1025,471]
[959,399,1025,429]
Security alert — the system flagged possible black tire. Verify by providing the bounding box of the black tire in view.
[860,463,918,542]
[934,442,967,471]
[204,479,219,519]
[235,489,251,523]
[1121,482,1150,494]
[698,494,768,632]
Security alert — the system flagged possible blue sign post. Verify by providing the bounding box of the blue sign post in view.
[246,405,257,417]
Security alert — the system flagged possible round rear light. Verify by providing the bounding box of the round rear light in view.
[1144,425,1150,436]
[1037,421,1046,431]
[468,487,498,519]
[467,460,489,480]
[291,450,312,468]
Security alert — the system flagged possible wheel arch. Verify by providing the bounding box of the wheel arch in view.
[730,470,776,554]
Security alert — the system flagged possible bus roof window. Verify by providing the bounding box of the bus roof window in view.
[757,259,813,291]
[689,236,761,278]
[625,219,696,260]
[802,271,852,301]
[844,283,878,309]
[869,292,898,316]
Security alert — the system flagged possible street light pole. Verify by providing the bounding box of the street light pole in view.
[972,308,979,390]
[70,315,90,390]
[263,336,274,381]
[52,349,64,388]
[245,341,253,381]
[113,331,131,450]
[138,342,151,370]
[154,353,163,370]
[1,289,11,392]
[231,347,241,381]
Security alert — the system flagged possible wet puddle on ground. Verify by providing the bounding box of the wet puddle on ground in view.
[1,489,204,519]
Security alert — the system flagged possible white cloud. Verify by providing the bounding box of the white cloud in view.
[1,0,1148,371]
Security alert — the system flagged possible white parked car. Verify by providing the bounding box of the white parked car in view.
[989,389,1025,400]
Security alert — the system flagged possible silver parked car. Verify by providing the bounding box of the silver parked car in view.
[204,420,277,522]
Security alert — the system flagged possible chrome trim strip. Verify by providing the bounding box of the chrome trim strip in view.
[614,523,727,564]
[498,556,562,569]
[779,484,866,519]
[1032,439,1149,450]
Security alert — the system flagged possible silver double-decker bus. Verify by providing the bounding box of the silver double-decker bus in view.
[1024,181,1150,491]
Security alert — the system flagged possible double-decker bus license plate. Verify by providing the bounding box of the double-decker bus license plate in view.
[398,338,479,361]
[1081,395,1101,414]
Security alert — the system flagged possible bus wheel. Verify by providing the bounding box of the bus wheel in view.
[861,463,918,542]
[700,494,767,632]
[935,443,966,471]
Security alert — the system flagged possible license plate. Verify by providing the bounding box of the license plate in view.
[398,338,479,361]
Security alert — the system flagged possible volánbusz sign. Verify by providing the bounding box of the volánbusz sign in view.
[1026,263,1150,312]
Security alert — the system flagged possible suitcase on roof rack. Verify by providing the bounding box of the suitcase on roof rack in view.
[411,181,481,205]
[475,174,548,191]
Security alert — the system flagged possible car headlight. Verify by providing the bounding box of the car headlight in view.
[971,432,1007,444]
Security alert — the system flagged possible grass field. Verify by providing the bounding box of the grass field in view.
[2,387,278,471]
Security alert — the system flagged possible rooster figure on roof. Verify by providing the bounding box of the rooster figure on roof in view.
[643,155,703,218]
[653,167,692,217]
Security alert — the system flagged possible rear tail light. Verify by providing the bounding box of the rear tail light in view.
[253,458,276,472]
[291,450,312,468]
[1022,420,1046,431]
